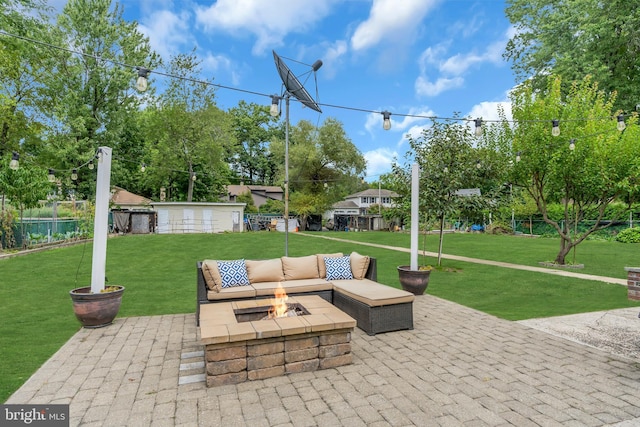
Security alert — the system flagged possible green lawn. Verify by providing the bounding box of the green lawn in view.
[1,231,639,402]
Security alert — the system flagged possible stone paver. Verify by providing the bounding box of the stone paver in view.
[7,296,640,426]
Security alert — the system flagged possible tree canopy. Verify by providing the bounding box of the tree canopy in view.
[506,76,640,264]
[505,0,640,113]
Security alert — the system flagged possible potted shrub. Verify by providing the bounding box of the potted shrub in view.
[69,147,124,328]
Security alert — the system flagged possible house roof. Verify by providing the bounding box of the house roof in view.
[332,200,359,209]
[227,184,283,198]
[346,189,399,198]
[110,186,152,206]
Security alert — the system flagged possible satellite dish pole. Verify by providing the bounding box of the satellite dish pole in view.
[272,51,322,256]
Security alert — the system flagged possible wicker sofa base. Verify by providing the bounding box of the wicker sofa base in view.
[332,291,413,336]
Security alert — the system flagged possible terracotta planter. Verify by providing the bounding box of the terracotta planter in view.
[70,286,125,328]
[397,266,431,295]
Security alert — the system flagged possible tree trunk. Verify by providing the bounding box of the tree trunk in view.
[187,163,194,202]
[554,236,573,265]
[437,214,445,266]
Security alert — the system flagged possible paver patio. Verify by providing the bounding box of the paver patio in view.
[7,295,640,426]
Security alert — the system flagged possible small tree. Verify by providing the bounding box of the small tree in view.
[507,76,640,264]
[0,157,49,248]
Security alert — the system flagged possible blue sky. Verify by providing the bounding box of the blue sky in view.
[58,0,517,180]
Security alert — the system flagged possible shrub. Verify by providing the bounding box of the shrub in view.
[615,227,640,243]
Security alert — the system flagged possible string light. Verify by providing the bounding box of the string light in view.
[474,118,483,137]
[48,169,56,182]
[88,159,94,170]
[10,152,19,170]
[135,67,150,92]
[270,95,280,117]
[569,139,576,151]
[382,111,392,130]
[140,163,146,172]
[71,169,78,180]
[516,152,521,163]
[617,114,626,131]
[552,119,560,136]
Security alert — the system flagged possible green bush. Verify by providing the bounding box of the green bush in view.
[615,227,640,243]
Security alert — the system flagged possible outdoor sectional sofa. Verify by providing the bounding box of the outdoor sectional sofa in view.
[196,253,415,335]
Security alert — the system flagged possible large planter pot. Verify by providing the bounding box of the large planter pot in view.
[397,266,431,295]
[70,286,125,328]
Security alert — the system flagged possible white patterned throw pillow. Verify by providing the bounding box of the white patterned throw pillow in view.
[216,259,250,288]
[324,256,354,280]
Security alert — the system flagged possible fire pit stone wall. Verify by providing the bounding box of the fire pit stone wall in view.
[199,296,356,387]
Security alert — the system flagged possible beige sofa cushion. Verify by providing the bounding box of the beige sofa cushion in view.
[332,279,415,307]
[246,259,284,283]
[350,252,371,280]
[281,255,320,280]
[316,253,343,278]
[207,286,257,300]
[201,260,222,292]
[252,278,333,296]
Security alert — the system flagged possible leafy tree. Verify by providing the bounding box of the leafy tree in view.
[36,0,159,200]
[393,116,507,265]
[228,101,280,185]
[505,0,640,113]
[237,191,257,213]
[141,52,235,202]
[506,76,640,264]
[269,117,366,226]
[0,157,49,248]
[0,0,51,157]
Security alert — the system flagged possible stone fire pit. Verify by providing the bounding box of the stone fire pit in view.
[198,295,356,387]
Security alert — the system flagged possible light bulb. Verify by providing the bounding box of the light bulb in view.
[10,152,19,170]
[88,160,94,170]
[48,169,56,183]
[617,114,626,131]
[569,139,575,151]
[192,173,197,181]
[140,163,146,173]
[135,67,150,92]
[474,118,483,137]
[71,169,78,181]
[382,111,392,130]
[516,152,521,163]
[476,160,481,169]
[270,95,280,117]
[552,120,560,137]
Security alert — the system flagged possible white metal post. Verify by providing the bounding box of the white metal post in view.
[91,146,111,293]
[410,163,419,270]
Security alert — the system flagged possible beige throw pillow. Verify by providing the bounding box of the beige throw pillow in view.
[316,253,343,278]
[201,260,222,292]
[246,259,285,283]
[350,252,371,279]
[281,255,320,280]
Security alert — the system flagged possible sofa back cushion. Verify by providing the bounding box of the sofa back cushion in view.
[216,259,251,288]
[316,253,343,278]
[281,255,320,280]
[350,252,371,280]
[201,260,223,292]
[325,255,354,280]
[246,259,285,283]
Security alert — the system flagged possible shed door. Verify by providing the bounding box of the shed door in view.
[202,209,213,232]
[157,209,169,234]
[183,209,195,233]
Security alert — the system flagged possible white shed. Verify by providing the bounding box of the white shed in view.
[151,202,246,234]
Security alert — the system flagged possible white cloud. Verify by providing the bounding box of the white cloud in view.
[364,147,399,178]
[194,0,336,55]
[351,0,439,52]
[319,40,348,79]
[467,100,512,123]
[138,10,193,60]
[415,76,464,97]
[415,27,511,97]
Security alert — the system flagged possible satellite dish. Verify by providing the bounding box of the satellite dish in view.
[273,50,322,113]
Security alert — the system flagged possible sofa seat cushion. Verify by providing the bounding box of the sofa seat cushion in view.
[252,279,333,296]
[207,286,257,300]
[332,279,415,307]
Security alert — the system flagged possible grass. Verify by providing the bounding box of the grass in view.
[1,231,639,402]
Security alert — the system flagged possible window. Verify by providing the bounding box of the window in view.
[381,197,391,204]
